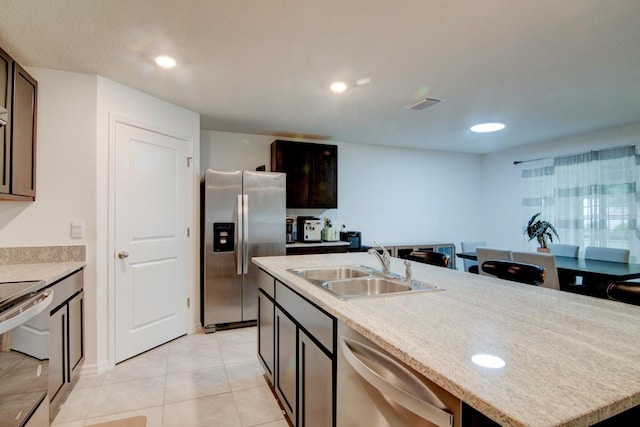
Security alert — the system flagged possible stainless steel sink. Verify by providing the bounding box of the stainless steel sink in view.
[288,266,372,284]
[288,266,442,299]
[324,277,411,297]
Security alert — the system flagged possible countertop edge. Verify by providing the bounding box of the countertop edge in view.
[0,261,86,286]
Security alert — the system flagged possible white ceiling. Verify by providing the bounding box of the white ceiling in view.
[1,0,639,154]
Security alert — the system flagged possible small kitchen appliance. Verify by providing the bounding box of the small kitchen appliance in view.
[340,231,362,250]
[297,216,322,242]
[286,217,296,243]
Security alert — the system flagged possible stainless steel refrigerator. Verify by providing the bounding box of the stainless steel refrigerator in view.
[202,169,286,332]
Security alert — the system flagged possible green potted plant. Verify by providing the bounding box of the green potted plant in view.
[524,212,559,252]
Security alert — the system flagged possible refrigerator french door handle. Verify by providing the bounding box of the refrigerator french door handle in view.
[237,195,243,275]
[339,336,454,427]
[243,194,249,274]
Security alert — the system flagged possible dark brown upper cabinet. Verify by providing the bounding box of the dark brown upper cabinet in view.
[0,46,37,201]
[0,47,12,196]
[271,140,338,209]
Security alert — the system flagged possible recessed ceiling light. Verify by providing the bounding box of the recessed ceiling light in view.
[330,81,348,93]
[155,55,176,69]
[470,122,505,133]
[471,353,506,369]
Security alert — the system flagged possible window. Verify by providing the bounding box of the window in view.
[520,145,640,260]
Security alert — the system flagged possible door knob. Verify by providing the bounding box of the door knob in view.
[118,251,129,259]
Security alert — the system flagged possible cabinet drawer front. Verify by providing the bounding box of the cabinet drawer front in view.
[258,269,275,298]
[275,280,334,353]
[49,270,83,311]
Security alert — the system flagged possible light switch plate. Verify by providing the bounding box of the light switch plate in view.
[71,221,85,239]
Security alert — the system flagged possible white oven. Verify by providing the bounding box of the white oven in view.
[0,280,53,427]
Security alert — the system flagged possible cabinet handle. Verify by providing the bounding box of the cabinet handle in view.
[339,336,453,427]
[0,290,54,335]
[117,251,129,259]
[237,195,243,275]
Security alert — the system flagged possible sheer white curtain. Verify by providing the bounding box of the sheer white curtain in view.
[520,158,555,247]
[521,145,640,260]
[554,145,640,259]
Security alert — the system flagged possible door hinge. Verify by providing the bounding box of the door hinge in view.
[187,156,193,167]
[187,227,190,237]
[187,298,190,308]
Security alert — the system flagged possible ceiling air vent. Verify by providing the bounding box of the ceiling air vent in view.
[404,97,443,111]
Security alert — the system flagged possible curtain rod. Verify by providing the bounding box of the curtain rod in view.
[513,144,637,166]
[513,156,548,165]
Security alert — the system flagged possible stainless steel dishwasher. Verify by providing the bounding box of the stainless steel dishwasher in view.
[337,322,461,427]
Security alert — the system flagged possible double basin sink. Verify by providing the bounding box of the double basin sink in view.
[287,265,441,299]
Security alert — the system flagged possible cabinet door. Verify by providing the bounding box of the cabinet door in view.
[275,307,297,424]
[0,47,12,194]
[298,330,333,427]
[48,306,66,401]
[308,143,337,208]
[11,62,37,198]
[258,290,275,384]
[273,140,310,208]
[68,290,84,375]
[271,140,337,209]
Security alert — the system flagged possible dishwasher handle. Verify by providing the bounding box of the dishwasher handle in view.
[340,336,454,427]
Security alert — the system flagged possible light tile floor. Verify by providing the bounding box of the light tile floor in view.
[52,326,288,427]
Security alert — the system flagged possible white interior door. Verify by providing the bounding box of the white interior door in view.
[114,122,188,362]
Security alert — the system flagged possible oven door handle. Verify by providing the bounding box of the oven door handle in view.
[340,336,454,427]
[0,290,54,335]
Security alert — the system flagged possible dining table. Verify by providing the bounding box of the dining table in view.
[456,251,640,297]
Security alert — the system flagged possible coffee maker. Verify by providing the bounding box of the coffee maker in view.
[286,217,296,243]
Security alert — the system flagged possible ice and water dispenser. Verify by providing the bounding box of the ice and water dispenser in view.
[213,223,235,252]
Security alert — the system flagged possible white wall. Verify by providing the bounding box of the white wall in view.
[482,122,640,252]
[201,130,484,262]
[0,68,99,366]
[0,68,201,375]
[96,76,200,371]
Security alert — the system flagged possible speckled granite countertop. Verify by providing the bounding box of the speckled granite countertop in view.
[253,253,640,427]
[0,262,85,286]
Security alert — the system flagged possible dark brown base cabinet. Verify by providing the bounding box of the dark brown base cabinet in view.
[0,45,37,201]
[49,270,84,402]
[285,244,348,255]
[9,268,84,423]
[256,268,518,427]
[258,269,335,427]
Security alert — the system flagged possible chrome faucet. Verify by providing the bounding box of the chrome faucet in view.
[404,260,412,284]
[368,241,391,274]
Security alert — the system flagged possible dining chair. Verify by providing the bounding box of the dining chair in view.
[584,247,630,263]
[548,244,579,289]
[408,250,450,268]
[460,241,487,272]
[606,281,640,306]
[512,251,560,290]
[481,260,546,286]
[476,247,512,277]
[548,244,579,258]
[580,247,631,296]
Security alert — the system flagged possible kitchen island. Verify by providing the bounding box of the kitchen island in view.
[253,253,640,426]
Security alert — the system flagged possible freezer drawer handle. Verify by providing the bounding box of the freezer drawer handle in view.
[339,336,454,427]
